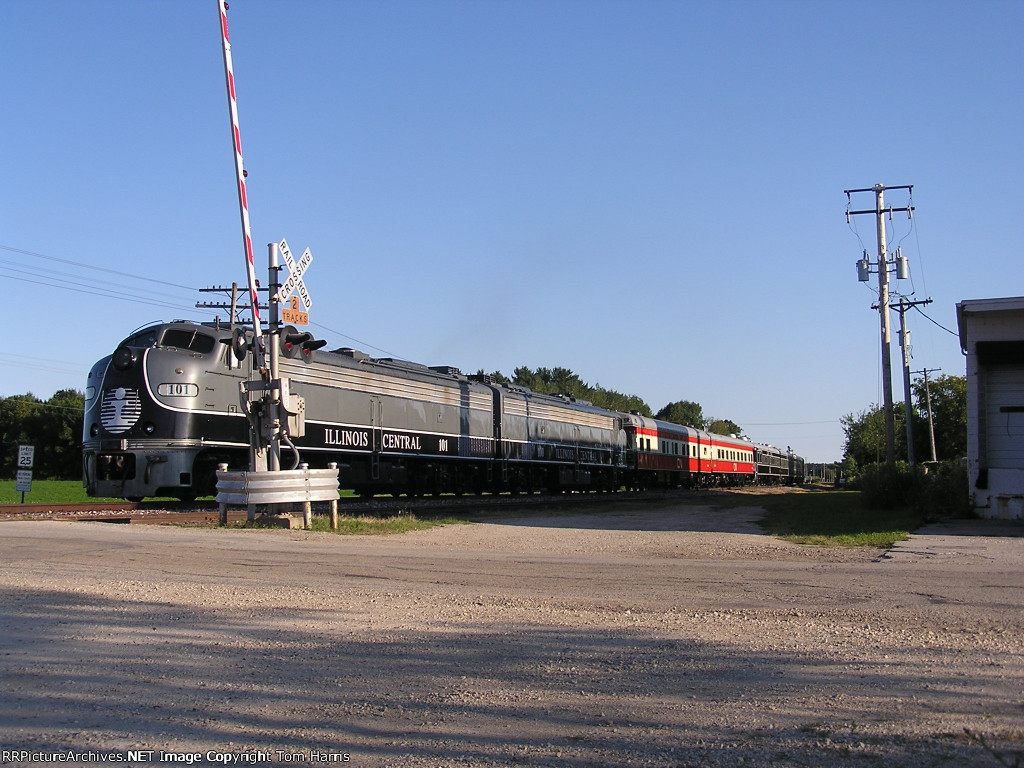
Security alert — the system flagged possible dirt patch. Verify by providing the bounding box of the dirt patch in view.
[0,499,1021,767]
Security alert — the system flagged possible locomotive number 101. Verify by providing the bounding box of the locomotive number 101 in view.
[157,383,199,397]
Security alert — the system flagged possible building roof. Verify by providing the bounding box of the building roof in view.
[957,296,1024,353]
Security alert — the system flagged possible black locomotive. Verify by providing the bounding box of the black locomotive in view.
[82,320,803,500]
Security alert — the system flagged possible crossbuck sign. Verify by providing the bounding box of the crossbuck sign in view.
[277,238,313,311]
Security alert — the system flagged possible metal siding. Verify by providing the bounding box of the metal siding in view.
[985,364,1024,469]
[283,361,493,441]
[282,359,493,413]
[503,397,616,431]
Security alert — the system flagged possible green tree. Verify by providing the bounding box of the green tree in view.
[913,374,966,460]
[508,366,651,416]
[655,400,704,428]
[34,389,85,479]
[842,402,911,468]
[512,366,587,398]
[843,374,966,469]
[0,391,84,480]
[0,394,41,478]
[842,405,885,468]
[707,418,743,437]
[589,385,651,416]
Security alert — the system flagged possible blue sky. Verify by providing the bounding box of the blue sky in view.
[2,0,1020,463]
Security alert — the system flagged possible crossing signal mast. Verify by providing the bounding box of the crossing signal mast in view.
[844,184,915,471]
[211,2,338,527]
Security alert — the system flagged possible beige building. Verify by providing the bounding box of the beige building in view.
[956,297,1024,519]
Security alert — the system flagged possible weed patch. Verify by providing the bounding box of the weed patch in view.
[753,489,926,548]
[308,513,469,535]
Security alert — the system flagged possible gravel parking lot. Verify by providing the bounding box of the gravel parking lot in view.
[1,496,1022,767]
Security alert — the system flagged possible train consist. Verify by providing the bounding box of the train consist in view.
[82,320,804,500]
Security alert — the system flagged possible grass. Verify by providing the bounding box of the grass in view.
[0,480,365,506]
[305,513,470,535]
[752,488,927,548]
[0,479,147,505]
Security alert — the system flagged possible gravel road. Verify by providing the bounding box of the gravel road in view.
[1,494,1022,767]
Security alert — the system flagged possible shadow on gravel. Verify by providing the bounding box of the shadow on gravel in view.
[911,518,1024,538]
[464,492,772,535]
[1,585,1019,767]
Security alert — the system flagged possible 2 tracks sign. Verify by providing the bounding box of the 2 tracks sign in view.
[277,238,313,326]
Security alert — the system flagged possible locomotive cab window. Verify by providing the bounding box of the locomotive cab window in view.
[122,329,159,348]
[161,330,216,354]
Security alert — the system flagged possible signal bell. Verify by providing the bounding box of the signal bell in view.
[230,327,251,361]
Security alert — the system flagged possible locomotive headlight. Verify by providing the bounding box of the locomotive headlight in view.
[90,424,99,437]
[143,422,156,435]
[112,346,137,371]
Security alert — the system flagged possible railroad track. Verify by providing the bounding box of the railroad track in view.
[0,500,245,525]
[0,486,790,525]
[0,493,604,524]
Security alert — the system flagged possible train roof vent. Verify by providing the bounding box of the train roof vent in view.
[429,365,461,376]
[468,373,495,384]
[333,347,371,361]
[559,394,593,406]
[377,358,444,375]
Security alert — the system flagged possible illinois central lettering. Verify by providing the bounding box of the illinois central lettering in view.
[324,428,369,447]
[382,433,421,451]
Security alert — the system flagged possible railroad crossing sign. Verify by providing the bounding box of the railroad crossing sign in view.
[282,295,308,326]
[276,239,311,325]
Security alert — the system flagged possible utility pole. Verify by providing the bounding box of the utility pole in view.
[197,284,267,324]
[914,367,942,462]
[894,296,932,468]
[845,184,914,471]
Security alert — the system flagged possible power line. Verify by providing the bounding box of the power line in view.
[0,243,198,292]
[309,320,404,359]
[0,353,89,377]
[0,242,205,314]
[911,303,959,337]
[0,395,84,411]
[2,271,198,313]
[740,419,841,426]
[0,257,190,303]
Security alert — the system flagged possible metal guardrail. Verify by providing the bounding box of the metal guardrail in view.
[216,463,340,528]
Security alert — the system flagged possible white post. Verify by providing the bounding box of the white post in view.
[217,463,229,525]
[329,463,339,530]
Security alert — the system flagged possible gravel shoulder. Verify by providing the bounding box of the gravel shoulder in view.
[1,497,1022,767]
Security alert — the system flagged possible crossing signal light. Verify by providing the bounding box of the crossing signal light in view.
[280,325,327,361]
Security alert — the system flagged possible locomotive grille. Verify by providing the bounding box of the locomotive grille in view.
[101,387,142,434]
